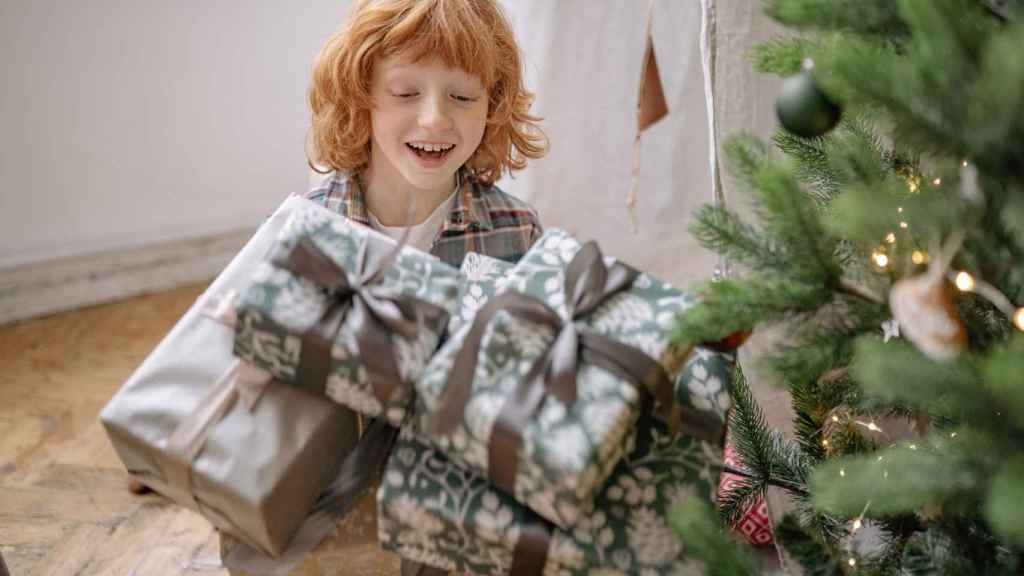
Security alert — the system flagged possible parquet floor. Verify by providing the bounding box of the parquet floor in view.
[0,284,399,575]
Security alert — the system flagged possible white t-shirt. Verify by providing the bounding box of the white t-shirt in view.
[367,192,457,253]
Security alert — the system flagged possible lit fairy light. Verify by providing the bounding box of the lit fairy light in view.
[822,439,830,447]
[962,160,969,167]
[955,271,976,292]
[897,206,904,213]
[885,232,896,244]
[848,558,857,567]
[832,415,840,423]
[932,178,942,186]
[1014,308,1024,331]
[852,518,863,531]
[950,432,958,438]
[909,444,918,451]
[840,468,846,477]
[912,250,928,264]
[899,221,909,229]
[872,251,889,268]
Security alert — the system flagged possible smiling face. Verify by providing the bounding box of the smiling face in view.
[366,55,489,199]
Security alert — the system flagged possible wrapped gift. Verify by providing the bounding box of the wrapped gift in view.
[377,416,722,576]
[232,202,461,426]
[100,195,361,557]
[414,229,731,530]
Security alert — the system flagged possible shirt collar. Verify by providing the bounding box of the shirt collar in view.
[442,169,494,233]
[344,169,494,232]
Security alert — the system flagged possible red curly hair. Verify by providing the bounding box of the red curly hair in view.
[308,0,548,185]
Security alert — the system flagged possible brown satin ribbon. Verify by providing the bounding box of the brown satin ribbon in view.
[274,234,447,404]
[428,241,679,497]
[165,359,273,510]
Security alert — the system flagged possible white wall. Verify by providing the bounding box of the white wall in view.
[0,0,348,268]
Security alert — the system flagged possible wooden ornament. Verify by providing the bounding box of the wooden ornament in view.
[889,268,966,361]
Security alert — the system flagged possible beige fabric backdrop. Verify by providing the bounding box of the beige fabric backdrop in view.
[498,0,719,290]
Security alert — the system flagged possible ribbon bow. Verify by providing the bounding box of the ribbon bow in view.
[275,235,447,405]
[428,241,678,496]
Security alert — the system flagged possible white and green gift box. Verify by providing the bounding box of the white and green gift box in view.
[414,230,733,531]
[378,414,725,576]
[232,201,461,426]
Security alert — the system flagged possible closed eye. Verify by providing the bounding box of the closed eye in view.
[392,92,419,98]
[452,94,479,103]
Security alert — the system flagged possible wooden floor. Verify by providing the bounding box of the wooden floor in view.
[0,284,399,575]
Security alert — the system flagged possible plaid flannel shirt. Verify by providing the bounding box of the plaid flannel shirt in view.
[305,170,543,267]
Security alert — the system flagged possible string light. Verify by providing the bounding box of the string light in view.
[897,206,904,213]
[848,558,857,567]
[946,269,1022,329]
[909,444,918,451]
[840,468,846,477]
[822,439,830,447]
[899,221,909,229]
[955,271,976,292]
[962,160,969,167]
[912,250,928,264]
[885,232,896,244]
[852,518,863,531]
[832,415,840,423]
[932,178,942,186]
[872,251,889,268]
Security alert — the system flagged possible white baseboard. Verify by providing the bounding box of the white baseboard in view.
[0,228,256,326]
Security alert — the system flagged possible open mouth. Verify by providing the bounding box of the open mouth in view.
[406,142,455,161]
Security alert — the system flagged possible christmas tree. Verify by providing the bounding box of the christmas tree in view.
[670,0,1024,573]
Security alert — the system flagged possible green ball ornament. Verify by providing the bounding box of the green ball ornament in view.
[776,65,841,138]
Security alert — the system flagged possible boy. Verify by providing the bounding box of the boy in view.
[305,0,548,267]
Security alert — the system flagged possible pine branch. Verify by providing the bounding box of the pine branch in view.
[773,514,847,576]
[671,276,831,348]
[764,0,910,39]
[670,498,761,576]
[750,37,820,76]
[728,369,812,502]
[689,205,790,272]
[750,159,842,284]
[851,338,999,423]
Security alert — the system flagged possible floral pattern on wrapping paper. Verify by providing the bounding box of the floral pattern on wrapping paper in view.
[233,203,459,426]
[378,421,714,575]
[415,228,733,531]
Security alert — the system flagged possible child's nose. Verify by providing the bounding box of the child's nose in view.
[417,95,454,131]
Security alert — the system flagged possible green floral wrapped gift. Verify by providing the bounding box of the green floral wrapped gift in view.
[378,414,723,576]
[415,229,731,530]
[233,202,460,426]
